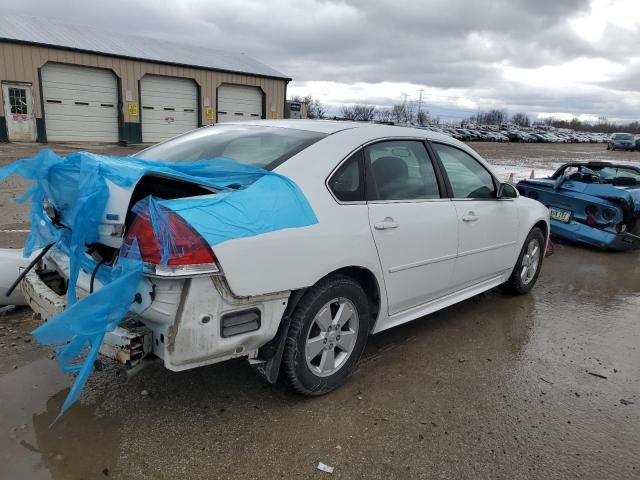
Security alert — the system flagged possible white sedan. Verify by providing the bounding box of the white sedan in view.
[22,120,549,395]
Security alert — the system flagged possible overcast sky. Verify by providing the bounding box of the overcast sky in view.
[3,0,640,123]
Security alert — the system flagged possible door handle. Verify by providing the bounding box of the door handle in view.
[462,212,479,222]
[374,218,399,230]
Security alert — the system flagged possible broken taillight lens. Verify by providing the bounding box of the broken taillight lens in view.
[125,207,216,267]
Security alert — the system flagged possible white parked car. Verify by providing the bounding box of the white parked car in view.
[21,120,549,395]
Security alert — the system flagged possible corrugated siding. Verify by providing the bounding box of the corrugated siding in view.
[0,42,286,130]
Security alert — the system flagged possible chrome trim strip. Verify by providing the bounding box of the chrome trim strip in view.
[388,253,458,273]
[143,262,221,278]
[368,198,451,205]
[457,241,517,258]
[387,240,517,273]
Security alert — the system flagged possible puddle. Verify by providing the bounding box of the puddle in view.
[0,356,121,479]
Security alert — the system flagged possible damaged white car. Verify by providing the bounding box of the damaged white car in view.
[14,120,549,395]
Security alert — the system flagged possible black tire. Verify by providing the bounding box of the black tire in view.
[503,227,545,295]
[282,275,371,396]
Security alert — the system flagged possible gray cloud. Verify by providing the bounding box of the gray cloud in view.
[3,0,639,121]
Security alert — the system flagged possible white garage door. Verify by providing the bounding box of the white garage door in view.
[141,76,198,143]
[217,84,263,122]
[41,64,119,142]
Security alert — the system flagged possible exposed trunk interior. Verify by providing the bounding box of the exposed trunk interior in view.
[125,174,215,228]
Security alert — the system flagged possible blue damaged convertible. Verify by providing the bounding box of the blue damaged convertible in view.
[517,161,640,250]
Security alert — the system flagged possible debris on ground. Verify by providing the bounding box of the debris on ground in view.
[587,371,608,380]
[317,462,334,474]
[545,240,554,257]
[141,389,150,397]
[539,376,554,385]
[620,399,634,406]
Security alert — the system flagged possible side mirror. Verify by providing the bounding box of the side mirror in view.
[497,182,518,199]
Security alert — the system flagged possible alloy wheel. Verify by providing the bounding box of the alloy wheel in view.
[305,298,359,377]
[520,238,541,285]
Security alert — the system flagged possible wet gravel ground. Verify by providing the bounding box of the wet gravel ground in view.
[0,141,639,479]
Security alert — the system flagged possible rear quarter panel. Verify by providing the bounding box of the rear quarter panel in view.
[212,129,387,297]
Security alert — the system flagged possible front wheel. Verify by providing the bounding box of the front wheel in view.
[504,227,545,295]
[282,275,371,396]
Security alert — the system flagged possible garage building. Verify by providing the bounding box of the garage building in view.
[0,16,290,144]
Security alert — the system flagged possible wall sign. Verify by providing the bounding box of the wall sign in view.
[128,102,138,117]
[206,107,214,121]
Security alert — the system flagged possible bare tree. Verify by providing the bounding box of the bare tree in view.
[416,110,430,126]
[341,104,376,121]
[304,95,326,119]
[390,103,407,123]
[375,108,394,123]
[464,108,508,126]
[289,94,326,119]
[511,112,530,127]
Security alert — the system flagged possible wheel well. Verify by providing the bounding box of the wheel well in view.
[323,266,381,331]
[534,220,548,241]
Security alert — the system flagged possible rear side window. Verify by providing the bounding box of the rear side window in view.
[364,140,440,201]
[432,143,496,199]
[328,150,364,202]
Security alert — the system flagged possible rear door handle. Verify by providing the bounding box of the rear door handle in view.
[374,218,399,230]
[462,212,479,222]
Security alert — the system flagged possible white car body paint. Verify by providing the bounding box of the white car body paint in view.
[18,120,549,372]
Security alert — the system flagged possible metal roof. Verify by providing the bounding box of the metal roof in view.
[0,15,290,80]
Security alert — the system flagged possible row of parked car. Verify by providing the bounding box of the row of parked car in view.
[420,126,616,144]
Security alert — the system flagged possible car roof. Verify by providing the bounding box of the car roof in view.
[217,119,461,144]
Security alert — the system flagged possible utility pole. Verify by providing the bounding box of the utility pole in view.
[417,88,424,126]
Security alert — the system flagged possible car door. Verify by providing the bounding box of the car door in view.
[431,142,519,289]
[365,140,459,315]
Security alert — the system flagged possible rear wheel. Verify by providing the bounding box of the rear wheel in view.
[282,275,370,396]
[504,227,545,295]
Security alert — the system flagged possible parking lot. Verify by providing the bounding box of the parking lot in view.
[1,141,639,479]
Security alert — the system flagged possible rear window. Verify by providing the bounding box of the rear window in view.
[136,125,327,170]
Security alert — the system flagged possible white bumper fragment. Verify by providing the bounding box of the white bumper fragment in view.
[0,248,39,306]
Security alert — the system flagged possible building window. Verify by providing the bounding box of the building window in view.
[8,88,28,115]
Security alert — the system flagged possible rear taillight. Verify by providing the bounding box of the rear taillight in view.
[124,205,218,274]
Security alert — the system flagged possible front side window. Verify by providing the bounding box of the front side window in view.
[364,140,440,201]
[432,143,496,199]
[136,125,327,170]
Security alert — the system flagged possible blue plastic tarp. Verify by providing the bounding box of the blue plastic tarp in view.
[0,149,317,417]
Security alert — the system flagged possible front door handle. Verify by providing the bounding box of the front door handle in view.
[462,212,479,222]
[374,218,399,230]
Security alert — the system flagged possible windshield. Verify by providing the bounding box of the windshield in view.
[613,133,634,140]
[136,125,328,170]
[561,165,640,185]
[597,166,640,183]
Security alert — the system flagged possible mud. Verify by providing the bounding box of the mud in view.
[1,141,639,479]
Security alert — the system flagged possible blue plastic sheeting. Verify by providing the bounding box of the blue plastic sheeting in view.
[0,149,317,416]
[34,250,143,419]
[159,173,317,247]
